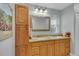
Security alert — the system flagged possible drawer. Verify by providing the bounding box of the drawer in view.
[31,47,40,56]
[15,45,28,56]
[31,41,48,47]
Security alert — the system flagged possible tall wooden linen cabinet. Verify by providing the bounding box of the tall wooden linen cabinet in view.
[15,4,29,56]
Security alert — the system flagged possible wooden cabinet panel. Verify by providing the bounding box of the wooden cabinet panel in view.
[65,39,70,55]
[48,45,55,56]
[31,41,48,47]
[54,40,60,56]
[54,40,64,56]
[31,42,41,47]
[54,39,70,56]
[48,41,55,56]
[39,45,48,56]
[15,4,28,25]
[16,25,29,46]
[59,40,66,56]
[31,46,40,56]
[16,45,28,56]
[30,41,48,56]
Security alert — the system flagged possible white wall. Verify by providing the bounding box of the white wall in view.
[61,5,75,55]
[0,4,15,56]
[0,37,14,56]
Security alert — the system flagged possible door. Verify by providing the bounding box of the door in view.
[48,40,55,56]
[54,40,66,56]
[15,4,28,25]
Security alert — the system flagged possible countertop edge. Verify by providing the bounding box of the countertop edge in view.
[29,37,70,42]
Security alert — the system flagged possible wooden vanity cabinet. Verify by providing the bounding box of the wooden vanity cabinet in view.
[29,39,70,56]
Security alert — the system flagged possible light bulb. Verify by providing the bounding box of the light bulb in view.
[33,8,39,14]
[44,9,47,13]
[40,9,43,13]
[35,8,38,12]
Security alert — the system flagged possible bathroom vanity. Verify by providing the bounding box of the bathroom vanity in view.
[15,4,70,56]
[28,36,70,56]
[16,35,70,56]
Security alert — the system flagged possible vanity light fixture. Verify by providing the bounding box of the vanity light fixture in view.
[39,9,43,13]
[33,7,48,15]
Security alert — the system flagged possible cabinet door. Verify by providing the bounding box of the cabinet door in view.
[48,41,55,56]
[39,41,48,56]
[16,45,28,56]
[16,25,29,46]
[54,40,60,56]
[30,41,48,56]
[39,45,48,56]
[59,40,66,56]
[31,46,40,56]
[15,4,28,25]
[54,40,66,56]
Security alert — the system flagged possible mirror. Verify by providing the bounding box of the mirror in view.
[0,4,12,41]
[31,16,50,31]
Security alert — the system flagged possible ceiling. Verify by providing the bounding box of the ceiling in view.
[30,3,72,10]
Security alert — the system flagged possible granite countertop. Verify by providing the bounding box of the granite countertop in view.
[29,36,70,42]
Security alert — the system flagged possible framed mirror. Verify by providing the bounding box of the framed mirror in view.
[31,16,50,31]
[0,4,12,41]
